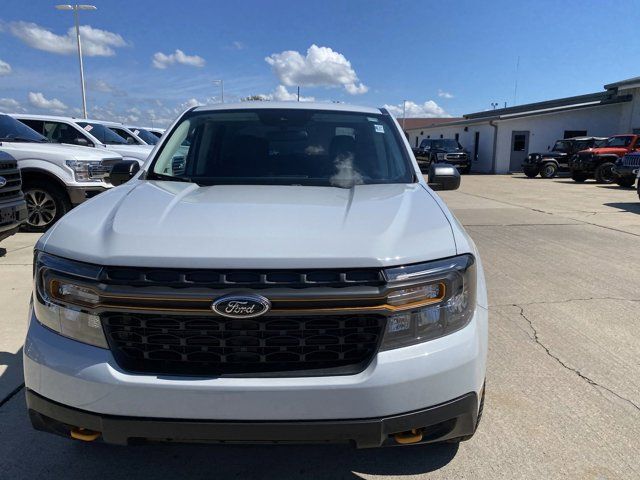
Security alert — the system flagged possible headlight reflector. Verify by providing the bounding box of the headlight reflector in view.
[33,252,108,348]
[381,255,476,350]
[65,160,108,182]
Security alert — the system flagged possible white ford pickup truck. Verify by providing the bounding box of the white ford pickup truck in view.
[24,102,488,448]
[0,113,121,231]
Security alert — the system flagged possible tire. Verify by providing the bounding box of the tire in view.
[571,172,588,183]
[540,163,558,179]
[523,168,539,178]
[22,180,71,232]
[447,382,485,443]
[615,177,636,188]
[594,162,616,184]
[461,165,471,174]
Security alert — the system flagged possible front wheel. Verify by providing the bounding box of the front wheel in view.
[461,165,471,174]
[523,168,539,178]
[540,163,558,179]
[22,181,71,232]
[615,177,636,188]
[594,162,616,184]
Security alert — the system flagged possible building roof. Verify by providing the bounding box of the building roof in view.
[604,76,640,90]
[396,117,462,130]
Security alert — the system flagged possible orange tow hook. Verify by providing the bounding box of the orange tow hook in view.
[70,427,101,442]
[394,428,424,445]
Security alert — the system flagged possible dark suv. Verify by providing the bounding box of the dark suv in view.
[522,137,606,179]
[412,139,470,173]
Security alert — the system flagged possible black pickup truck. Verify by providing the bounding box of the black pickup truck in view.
[0,151,27,243]
[522,136,606,179]
[412,139,471,173]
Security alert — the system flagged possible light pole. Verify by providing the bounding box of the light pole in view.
[402,100,407,129]
[212,79,224,103]
[56,4,96,119]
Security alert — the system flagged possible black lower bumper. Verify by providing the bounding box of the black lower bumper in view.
[26,389,478,448]
[613,165,639,178]
[0,199,27,242]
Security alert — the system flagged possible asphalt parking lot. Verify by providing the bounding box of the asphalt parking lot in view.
[1,174,639,479]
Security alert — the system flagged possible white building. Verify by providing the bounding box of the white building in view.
[403,77,640,173]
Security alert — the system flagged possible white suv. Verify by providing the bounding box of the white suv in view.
[12,114,153,165]
[24,103,487,447]
[0,113,122,231]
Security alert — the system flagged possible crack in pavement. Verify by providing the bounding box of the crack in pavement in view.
[512,303,640,413]
[490,296,640,309]
[0,383,24,409]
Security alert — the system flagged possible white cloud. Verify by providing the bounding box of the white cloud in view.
[88,79,127,97]
[0,59,11,76]
[152,49,205,69]
[9,21,126,57]
[253,85,315,102]
[383,100,449,118]
[265,44,368,95]
[27,92,68,113]
[231,41,245,50]
[438,89,454,99]
[0,97,23,111]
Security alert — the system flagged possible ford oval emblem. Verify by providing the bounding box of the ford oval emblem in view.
[0,176,6,188]
[212,294,271,319]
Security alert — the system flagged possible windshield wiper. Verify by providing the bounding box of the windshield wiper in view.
[0,136,48,143]
[148,172,195,183]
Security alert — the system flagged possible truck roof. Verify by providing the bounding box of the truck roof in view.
[192,101,383,115]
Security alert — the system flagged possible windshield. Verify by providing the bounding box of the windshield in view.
[77,122,128,145]
[419,139,460,151]
[552,140,571,152]
[130,127,158,145]
[150,109,413,187]
[0,114,47,142]
[604,136,633,148]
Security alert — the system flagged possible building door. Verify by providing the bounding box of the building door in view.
[509,131,529,171]
[474,131,480,162]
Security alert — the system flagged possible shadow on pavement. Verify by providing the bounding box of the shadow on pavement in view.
[0,347,24,407]
[603,202,640,214]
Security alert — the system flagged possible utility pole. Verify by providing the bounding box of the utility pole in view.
[213,80,224,103]
[297,86,300,102]
[55,4,96,119]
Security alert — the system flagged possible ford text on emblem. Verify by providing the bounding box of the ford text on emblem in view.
[0,177,6,188]
[212,294,271,319]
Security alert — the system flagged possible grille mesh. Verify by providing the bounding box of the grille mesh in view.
[102,312,385,376]
[0,161,22,201]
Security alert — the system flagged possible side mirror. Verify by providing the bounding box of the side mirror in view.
[126,137,136,145]
[75,137,90,147]
[108,160,140,186]
[428,163,461,191]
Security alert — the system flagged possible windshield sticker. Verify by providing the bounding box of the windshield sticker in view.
[374,124,385,134]
[83,125,93,132]
[133,130,140,135]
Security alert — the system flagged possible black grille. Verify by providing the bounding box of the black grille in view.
[0,161,23,201]
[102,312,385,376]
[100,266,384,289]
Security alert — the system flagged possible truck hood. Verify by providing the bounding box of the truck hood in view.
[587,147,627,156]
[99,144,153,162]
[41,182,457,269]
[0,141,121,161]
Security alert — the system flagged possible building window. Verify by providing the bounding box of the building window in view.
[633,128,640,134]
[455,133,460,141]
[513,134,526,151]
[440,134,443,139]
[563,130,587,139]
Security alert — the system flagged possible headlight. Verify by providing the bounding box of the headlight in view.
[380,255,476,350]
[33,251,108,348]
[65,160,108,182]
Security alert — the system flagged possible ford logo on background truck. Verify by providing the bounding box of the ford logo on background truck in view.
[0,176,6,188]
[212,294,271,318]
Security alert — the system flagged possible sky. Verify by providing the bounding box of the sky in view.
[1,0,639,127]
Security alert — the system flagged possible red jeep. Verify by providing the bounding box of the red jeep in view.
[570,134,640,185]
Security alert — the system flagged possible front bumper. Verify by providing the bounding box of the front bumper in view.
[66,185,109,205]
[613,165,639,179]
[26,389,478,447]
[0,197,27,242]
[24,304,487,423]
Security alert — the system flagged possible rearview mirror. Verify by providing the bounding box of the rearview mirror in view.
[428,163,461,191]
[108,160,140,186]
